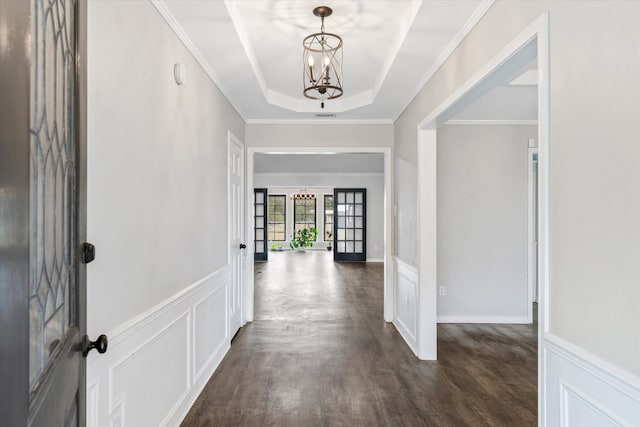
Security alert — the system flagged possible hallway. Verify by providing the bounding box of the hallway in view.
[182,251,537,426]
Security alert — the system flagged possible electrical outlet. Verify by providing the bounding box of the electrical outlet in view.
[439,286,445,296]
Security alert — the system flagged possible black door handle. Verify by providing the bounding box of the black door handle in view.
[239,243,247,249]
[83,334,108,357]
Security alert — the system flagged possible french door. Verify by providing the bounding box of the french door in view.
[254,189,268,261]
[333,189,366,262]
[1,0,89,424]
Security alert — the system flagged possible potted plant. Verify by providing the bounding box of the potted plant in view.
[270,242,283,251]
[326,231,333,251]
[289,227,318,251]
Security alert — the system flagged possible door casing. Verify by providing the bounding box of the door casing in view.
[245,147,394,323]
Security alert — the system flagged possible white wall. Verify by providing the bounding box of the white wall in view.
[86,1,244,425]
[436,124,533,322]
[394,0,640,423]
[254,174,385,260]
[246,123,393,149]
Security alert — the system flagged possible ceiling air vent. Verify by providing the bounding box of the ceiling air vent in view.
[315,113,336,118]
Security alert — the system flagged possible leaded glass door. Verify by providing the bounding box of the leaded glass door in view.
[333,189,366,262]
[254,188,267,261]
[0,0,88,424]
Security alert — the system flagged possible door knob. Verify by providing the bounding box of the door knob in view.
[239,243,247,249]
[83,334,108,357]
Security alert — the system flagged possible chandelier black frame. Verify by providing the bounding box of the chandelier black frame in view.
[302,6,343,108]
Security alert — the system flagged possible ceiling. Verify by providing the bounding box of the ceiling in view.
[157,0,490,122]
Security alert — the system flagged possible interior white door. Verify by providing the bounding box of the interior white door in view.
[228,135,244,338]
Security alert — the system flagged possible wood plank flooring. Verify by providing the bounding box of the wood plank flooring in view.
[181,251,537,426]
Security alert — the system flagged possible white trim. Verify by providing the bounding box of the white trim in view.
[528,147,539,313]
[418,15,545,130]
[544,333,640,426]
[437,315,529,324]
[545,334,640,398]
[87,266,229,356]
[413,14,550,422]
[366,258,384,263]
[245,119,394,125]
[87,268,230,426]
[416,132,438,360]
[247,146,394,323]
[394,0,495,122]
[254,172,384,178]
[446,119,538,126]
[149,0,246,120]
[393,257,419,354]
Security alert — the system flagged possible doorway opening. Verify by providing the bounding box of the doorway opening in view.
[245,148,393,324]
[414,12,549,417]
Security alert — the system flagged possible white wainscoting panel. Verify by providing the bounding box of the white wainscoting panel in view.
[437,315,529,324]
[544,334,640,427]
[393,257,418,355]
[87,266,230,427]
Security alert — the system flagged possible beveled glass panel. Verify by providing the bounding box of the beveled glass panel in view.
[346,229,354,240]
[355,217,363,228]
[337,242,346,252]
[255,192,264,203]
[355,242,363,253]
[337,229,345,240]
[355,205,363,216]
[346,242,354,253]
[355,193,363,203]
[337,192,345,203]
[337,217,345,228]
[256,229,264,240]
[255,205,264,217]
[355,229,363,241]
[29,0,77,391]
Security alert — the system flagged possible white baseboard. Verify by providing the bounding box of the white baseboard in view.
[87,266,230,427]
[366,258,384,263]
[544,333,640,426]
[437,315,530,324]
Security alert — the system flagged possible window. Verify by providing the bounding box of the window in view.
[267,195,286,241]
[324,195,333,240]
[294,197,316,238]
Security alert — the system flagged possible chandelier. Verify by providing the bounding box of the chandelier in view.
[302,6,343,109]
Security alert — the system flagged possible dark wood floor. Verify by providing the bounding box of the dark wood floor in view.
[182,251,537,426]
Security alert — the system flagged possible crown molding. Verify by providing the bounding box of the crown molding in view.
[446,119,538,126]
[149,0,247,120]
[245,119,393,125]
[393,0,495,122]
[254,172,384,177]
